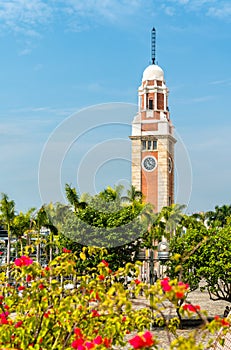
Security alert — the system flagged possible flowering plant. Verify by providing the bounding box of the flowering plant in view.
[0,248,230,349]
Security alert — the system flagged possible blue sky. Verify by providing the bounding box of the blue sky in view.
[0,0,230,214]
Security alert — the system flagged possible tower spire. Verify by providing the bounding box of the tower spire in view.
[151,27,156,65]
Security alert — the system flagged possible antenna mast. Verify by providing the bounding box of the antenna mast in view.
[151,27,156,65]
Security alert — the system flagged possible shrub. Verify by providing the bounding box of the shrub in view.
[0,248,230,349]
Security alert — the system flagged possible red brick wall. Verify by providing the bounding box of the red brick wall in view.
[141,123,158,131]
[141,152,158,211]
[157,93,164,110]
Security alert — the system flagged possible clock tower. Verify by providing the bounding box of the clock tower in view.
[130,28,176,212]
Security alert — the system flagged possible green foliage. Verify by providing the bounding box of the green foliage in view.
[0,193,16,277]
[167,219,231,302]
[167,226,207,291]
[206,204,231,227]
[142,204,186,247]
[196,224,231,302]
[0,193,15,229]
[49,185,152,271]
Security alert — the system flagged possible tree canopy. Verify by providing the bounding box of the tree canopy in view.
[167,216,231,302]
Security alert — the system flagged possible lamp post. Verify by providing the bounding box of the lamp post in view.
[157,241,170,279]
[137,240,170,283]
[138,241,170,330]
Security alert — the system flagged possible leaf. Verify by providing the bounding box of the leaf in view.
[80,252,86,261]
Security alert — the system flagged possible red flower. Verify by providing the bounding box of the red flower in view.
[91,309,100,317]
[221,319,230,327]
[161,277,172,292]
[143,331,154,346]
[94,335,103,345]
[98,274,105,281]
[0,316,8,325]
[63,248,71,253]
[26,275,32,282]
[129,331,154,349]
[71,338,84,349]
[15,320,23,328]
[122,316,127,322]
[183,304,200,312]
[129,335,144,349]
[43,310,51,318]
[0,251,3,255]
[214,316,230,327]
[178,281,189,289]
[14,256,33,267]
[74,328,83,337]
[38,283,45,290]
[101,259,109,267]
[175,291,185,299]
[103,338,112,348]
[134,279,141,285]
[85,341,95,349]
[18,286,25,291]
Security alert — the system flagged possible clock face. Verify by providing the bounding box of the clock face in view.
[142,156,157,172]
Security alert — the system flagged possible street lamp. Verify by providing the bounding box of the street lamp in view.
[137,241,170,330]
[157,241,169,261]
[137,241,170,284]
[157,241,169,278]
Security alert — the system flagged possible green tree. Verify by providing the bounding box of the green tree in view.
[167,218,231,303]
[65,184,87,212]
[42,202,65,261]
[58,185,151,271]
[142,204,185,248]
[29,206,58,263]
[0,193,15,278]
[196,222,231,302]
[127,185,143,203]
[167,224,207,292]
[12,208,35,255]
[206,204,231,227]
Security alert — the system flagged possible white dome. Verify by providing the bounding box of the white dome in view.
[142,64,164,82]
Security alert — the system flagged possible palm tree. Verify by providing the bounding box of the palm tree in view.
[127,185,143,203]
[151,204,186,241]
[0,193,15,279]
[31,206,50,263]
[42,203,60,261]
[12,208,35,255]
[65,184,87,212]
[32,204,61,263]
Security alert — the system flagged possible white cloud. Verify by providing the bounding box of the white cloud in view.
[33,63,43,71]
[163,0,231,20]
[209,79,231,86]
[207,4,231,19]
[60,0,146,31]
[18,47,32,55]
[162,5,175,16]
[0,0,147,36]
[0,0,230,42]
[0,0,52,35]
